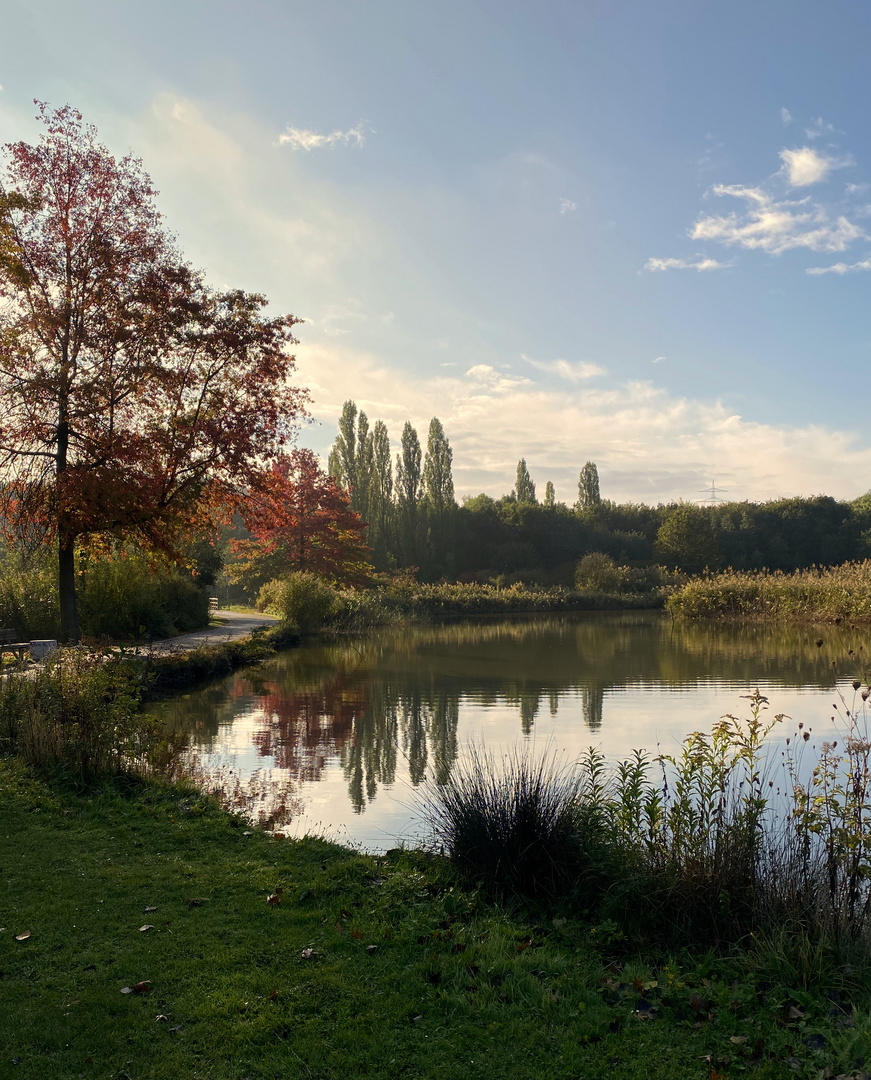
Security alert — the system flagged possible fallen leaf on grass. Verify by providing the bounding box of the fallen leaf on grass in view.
[120,981,152,995]
[729,1036,749,1045]
[14,931,31,941]
[144,906,158,913]
[366,945,378,955]
[139,925,155,933]
[300,948,317,960]
[155,1014,168,1022]
[266,894,282,906]
[788,1004,806,1020]
[269,988,278,1001]
[185,898,209,907]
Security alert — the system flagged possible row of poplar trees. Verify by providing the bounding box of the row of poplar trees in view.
[327,401,456,575]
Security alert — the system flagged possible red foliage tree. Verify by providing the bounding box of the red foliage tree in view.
[234,449,372,586]
[0,104,307,640]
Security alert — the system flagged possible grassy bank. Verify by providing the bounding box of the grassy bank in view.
[667,560,871,623]
[1,758,863,1080]
[257,575,665,635]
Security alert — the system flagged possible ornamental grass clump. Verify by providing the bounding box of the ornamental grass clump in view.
[421,745,610,901]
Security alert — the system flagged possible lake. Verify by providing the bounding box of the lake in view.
[154,611,871,850]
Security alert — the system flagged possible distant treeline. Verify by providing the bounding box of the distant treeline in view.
[321,400,871,585]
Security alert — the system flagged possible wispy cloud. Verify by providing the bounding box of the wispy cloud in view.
[653,356,666,364]
[644,256,727,272]
[806,258,871,275]
[521,354,605,380]
[297,341,871,503]
[780,107,793,126]
[805,116,841,140]
[275,123,366,150]
[779,146,849,187]
[559,197,577,214]
[692,185,863,254]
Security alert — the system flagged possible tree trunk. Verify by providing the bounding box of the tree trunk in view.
[58,532,80,643]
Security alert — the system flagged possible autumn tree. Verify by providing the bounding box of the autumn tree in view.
[232,449,371,588]
[514,459,536,505]
[577,461,601,508]
[0,104,307,640]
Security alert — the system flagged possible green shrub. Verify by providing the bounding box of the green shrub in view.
[0,649,159,775]
[0,558,61,638]
[77,556,209,640]
[258,572,339,632]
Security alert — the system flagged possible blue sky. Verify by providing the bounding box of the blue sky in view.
[4,0,871,503]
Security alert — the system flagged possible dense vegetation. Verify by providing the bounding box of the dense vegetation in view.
[668,561,871,623]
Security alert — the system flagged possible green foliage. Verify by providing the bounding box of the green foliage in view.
[656,503,719,572]
[258,571,340,632]
[514,458,537,504]
[668,560,871,623]
[0,649,158,774]
[577,461,601,508]
[575,553,664,594]
[0,556,60,638]
[77,555,209,640]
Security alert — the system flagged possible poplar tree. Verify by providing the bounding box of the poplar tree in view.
[396,421,423,563]
[544,481,556,508]
[514,459,537,504]
[329,400,358,494]
[422,417,455,513]
[369,419,393,563]
[577,461,601,508]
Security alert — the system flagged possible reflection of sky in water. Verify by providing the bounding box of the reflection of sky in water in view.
[161,614,871,851]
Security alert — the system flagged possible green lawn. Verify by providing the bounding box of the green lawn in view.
[0,759,861,1079]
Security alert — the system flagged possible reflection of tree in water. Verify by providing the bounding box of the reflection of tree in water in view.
[164,612,871,820]
[251,675,363,781]
[581,686,604,730]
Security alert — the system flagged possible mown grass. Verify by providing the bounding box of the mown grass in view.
[668,560,871,623]
[1,758,864,1080]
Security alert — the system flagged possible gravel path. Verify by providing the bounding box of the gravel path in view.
[142,609,280,655]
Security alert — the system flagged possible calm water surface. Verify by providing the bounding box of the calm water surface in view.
[155,612,871,849]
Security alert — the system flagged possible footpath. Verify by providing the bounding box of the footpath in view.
[140,608,279,656]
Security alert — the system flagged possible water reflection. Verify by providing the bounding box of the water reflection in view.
[155,612,871,847]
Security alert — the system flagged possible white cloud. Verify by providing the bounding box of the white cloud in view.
[559,197,577,214]
[653,356,666,364]
[521,354,605,381]
[644,256,727,272]
[295,340,871,503]
[275,123,366,150]
[779,146,852,186]
[847,183,870,196]
[692,185,863,254]
[806,258,871,275]
[780,107,793,126]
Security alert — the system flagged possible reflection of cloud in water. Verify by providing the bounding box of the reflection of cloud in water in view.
[155,614,871,849]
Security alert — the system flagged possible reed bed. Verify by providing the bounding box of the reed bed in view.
[667,560,871,623]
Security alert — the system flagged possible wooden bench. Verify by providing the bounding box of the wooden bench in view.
[0,629,30,662]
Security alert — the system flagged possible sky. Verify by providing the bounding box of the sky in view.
[3,0,871,505]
